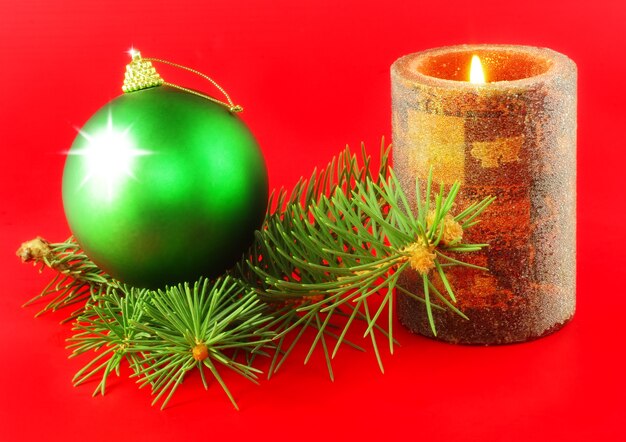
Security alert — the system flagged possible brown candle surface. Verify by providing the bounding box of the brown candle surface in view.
[391,45,576,344]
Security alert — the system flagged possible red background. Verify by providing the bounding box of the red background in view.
[1,0,625,440]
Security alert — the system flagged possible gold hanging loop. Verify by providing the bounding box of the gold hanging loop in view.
[122,49,243,113]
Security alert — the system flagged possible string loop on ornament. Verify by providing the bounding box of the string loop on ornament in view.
[141,57,244,113]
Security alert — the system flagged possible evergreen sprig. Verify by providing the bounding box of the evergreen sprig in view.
[129,278,274,410]
[67,277,274,409]
[68,286,148,396]
[18,237,118,322]
[240,144,494,374]
[19,141,495,408]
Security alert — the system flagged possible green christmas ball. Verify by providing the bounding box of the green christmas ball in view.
[62,85,268,289]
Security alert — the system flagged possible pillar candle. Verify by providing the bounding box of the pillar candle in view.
[391,44,576,344]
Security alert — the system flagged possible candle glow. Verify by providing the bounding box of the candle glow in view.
[469,54,486,84]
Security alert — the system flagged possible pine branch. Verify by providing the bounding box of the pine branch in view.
[235,140,394,375]
[239,146,494,376]
[68,277,275,410]
[17,237,118,322]
[19,139,495,406]
[131,277,275,409]
[16,238,277,410]
[67,286,148,396]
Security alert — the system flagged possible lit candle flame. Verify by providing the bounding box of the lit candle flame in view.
[470,55,486,84]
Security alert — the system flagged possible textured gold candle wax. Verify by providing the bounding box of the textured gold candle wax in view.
[391,45,576,344]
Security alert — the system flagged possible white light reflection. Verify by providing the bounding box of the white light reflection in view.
[69,111,151,200]
[128,47,141,59]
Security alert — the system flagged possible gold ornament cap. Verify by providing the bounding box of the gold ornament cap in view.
[122,49,164,93]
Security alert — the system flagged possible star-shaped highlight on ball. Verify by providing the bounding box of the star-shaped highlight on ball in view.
[68,111,152,200]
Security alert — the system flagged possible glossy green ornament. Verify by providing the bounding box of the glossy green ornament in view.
[62,85,268,288]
